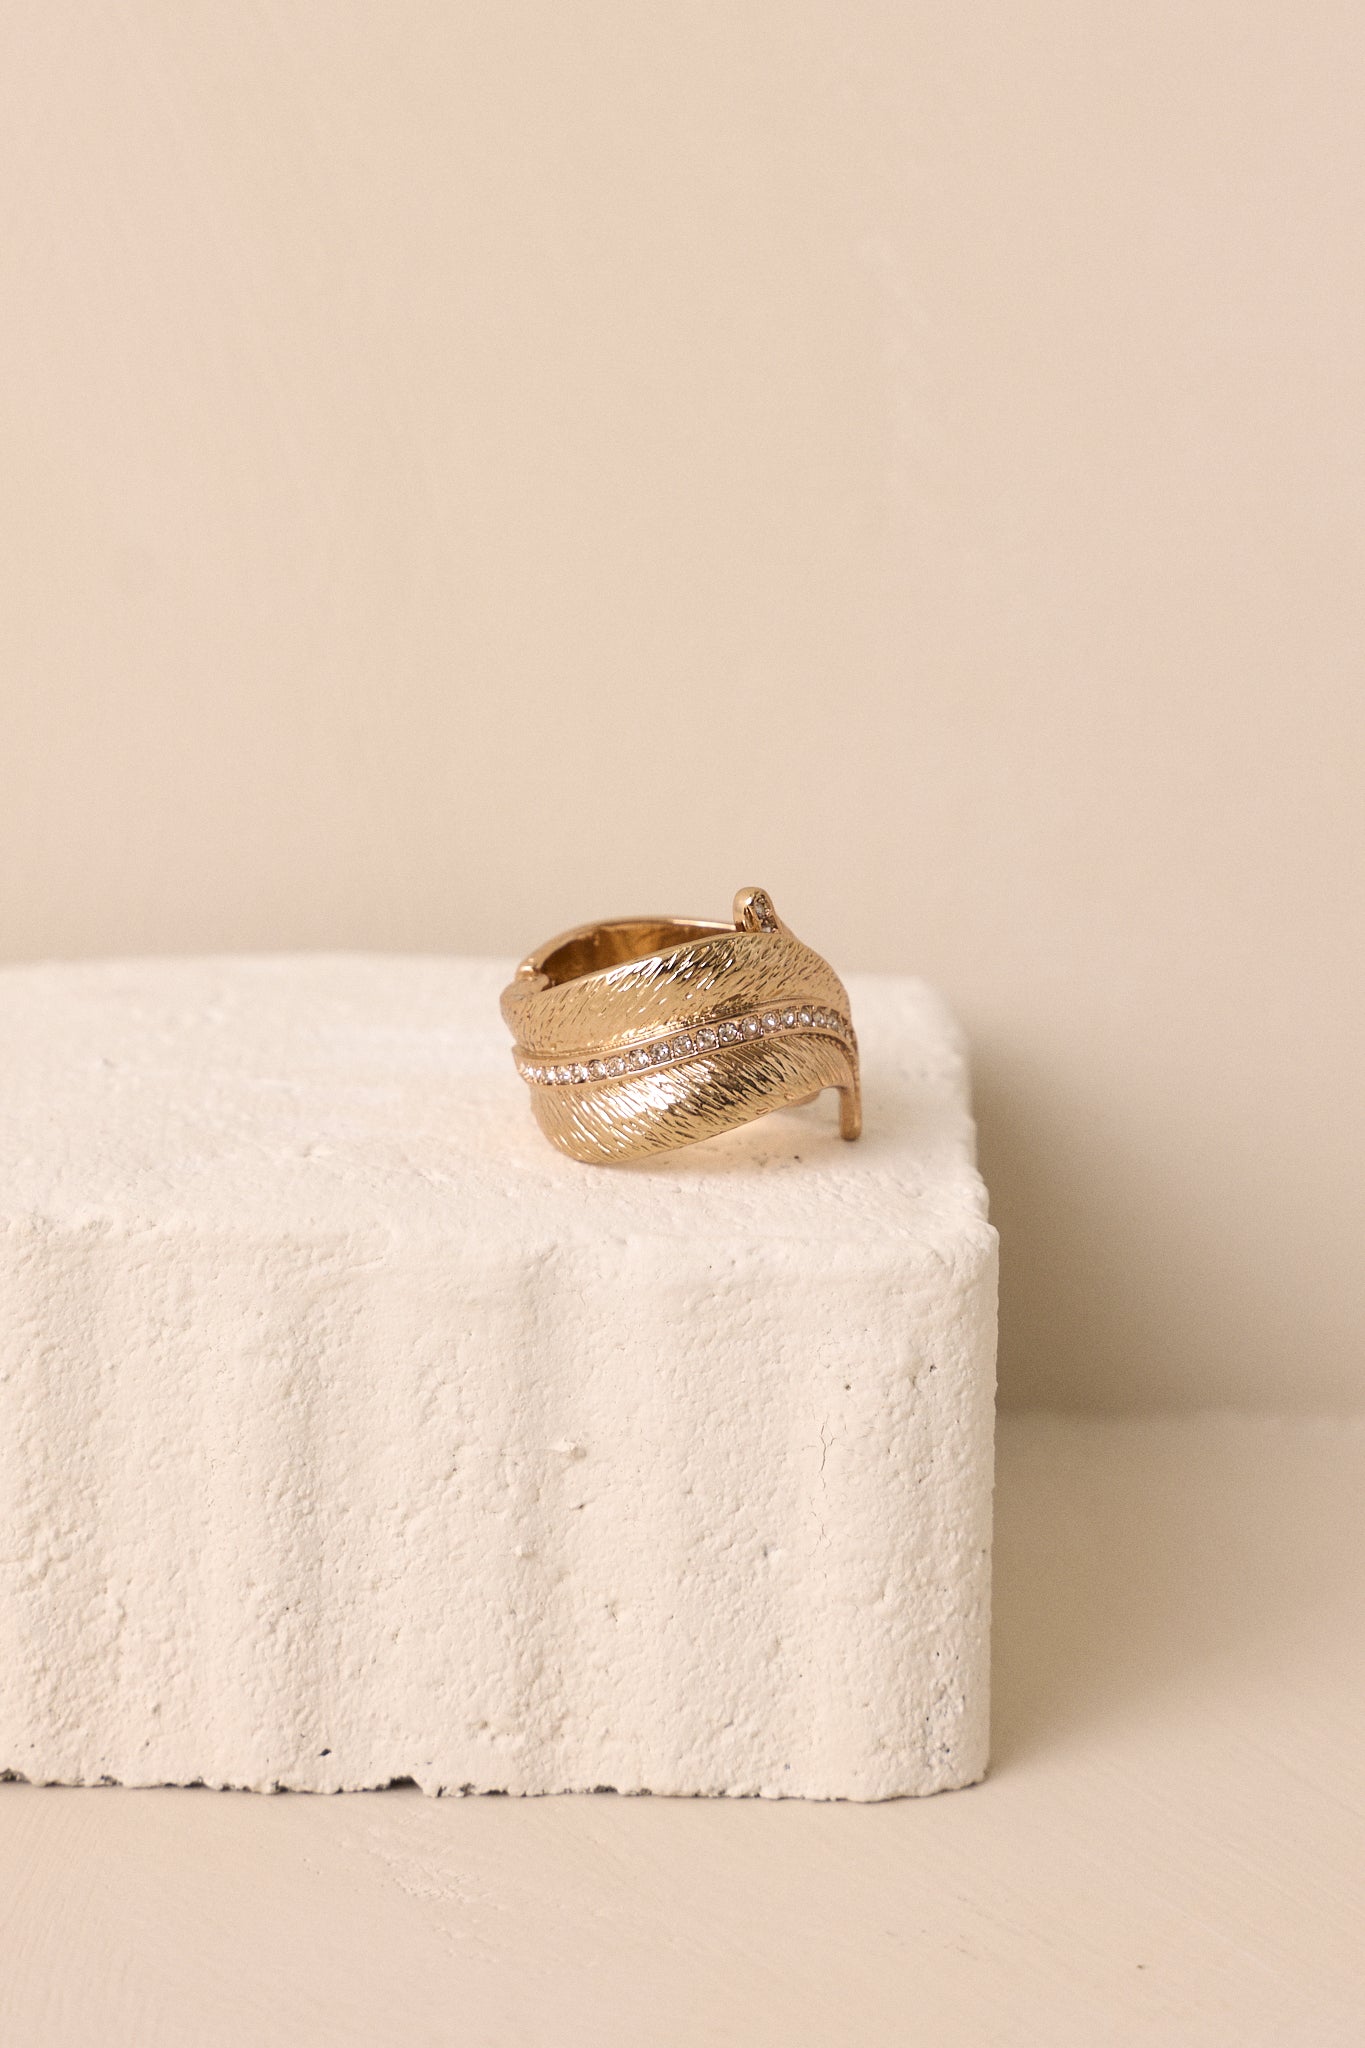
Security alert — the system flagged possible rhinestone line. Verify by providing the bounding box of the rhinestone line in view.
[515,1005,855,1087]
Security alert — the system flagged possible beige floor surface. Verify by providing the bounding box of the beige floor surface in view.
[3,1414,1362,2047]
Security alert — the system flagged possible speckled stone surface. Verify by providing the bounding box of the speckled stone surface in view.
[0,955,996,1798]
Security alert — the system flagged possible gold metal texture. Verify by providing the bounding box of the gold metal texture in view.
[500,886,862,1164]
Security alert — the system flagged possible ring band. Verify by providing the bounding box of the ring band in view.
[500,886,862,1164]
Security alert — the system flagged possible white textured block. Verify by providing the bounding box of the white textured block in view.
[0,954,996,1799]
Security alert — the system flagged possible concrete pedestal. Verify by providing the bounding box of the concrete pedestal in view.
[0,954,996,1798]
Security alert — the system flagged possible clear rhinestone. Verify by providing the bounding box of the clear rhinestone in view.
[718,1021,740,1044]
[798,1008,812,1026]
[696,1025,718,1048]
[652,1041,672,1063]
[672,1035,693,1057]
[588,1060,606,1080]
[763,1012,779,1030]
[744,1015,762,1036]
[783,1009,797,1027]
[608,1055,627,1076]
[571,1064,588,1083]
[633,1047,651,1069]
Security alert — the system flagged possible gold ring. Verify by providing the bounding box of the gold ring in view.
[500,886,862,1164]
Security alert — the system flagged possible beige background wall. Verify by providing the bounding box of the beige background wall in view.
[2,4,1361,1411]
